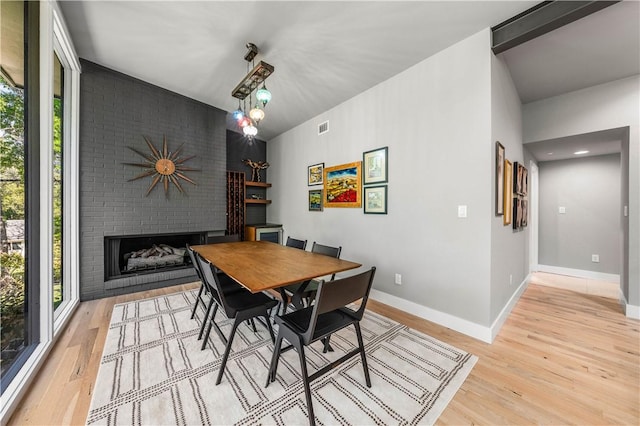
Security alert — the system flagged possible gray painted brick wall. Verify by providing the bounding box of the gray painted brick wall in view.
[79,60,227,300]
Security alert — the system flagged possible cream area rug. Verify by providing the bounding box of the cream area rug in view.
[87,290,477,425]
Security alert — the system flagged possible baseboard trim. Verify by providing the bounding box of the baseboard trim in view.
[621,294,640,319]
[490,274,531,342]
[370,290,493,343]
[537,265,620,283]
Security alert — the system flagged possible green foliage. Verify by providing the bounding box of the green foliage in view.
[1,252,26,351]
[0,75,25,177]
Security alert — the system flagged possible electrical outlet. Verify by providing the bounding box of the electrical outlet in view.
[395,273,402,285]
[592,254,600,263]
[559,206,566,214]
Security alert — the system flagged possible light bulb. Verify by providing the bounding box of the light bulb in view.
[249,106,265,122]
[232,108,244,122]
[256,87,272,106]
[238,116,251,128]
[243,123,258,137]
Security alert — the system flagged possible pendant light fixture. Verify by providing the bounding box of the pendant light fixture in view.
[231,43,274,138]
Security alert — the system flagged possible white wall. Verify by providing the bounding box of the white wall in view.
[268,29,497,337]
[523,75,640,314]
[538,154,621,274]
[489,54,528,325]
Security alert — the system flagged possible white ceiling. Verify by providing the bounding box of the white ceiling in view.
[58,1,639,150]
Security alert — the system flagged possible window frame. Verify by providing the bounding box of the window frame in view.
[0,1,80,420]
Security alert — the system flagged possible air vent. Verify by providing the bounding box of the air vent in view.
[318,120,329,135]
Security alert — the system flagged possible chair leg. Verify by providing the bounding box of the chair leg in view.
[264,314,275,343]
[191,283,204,319]
[198,296,215,340]
[354,323,371,387]
[216,317,240,385]
[266,333,284,387]
[249,318,257,332]
[296,343,315,426]
[201,304,219,350]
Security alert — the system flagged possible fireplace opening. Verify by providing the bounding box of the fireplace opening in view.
[104,232,206,281]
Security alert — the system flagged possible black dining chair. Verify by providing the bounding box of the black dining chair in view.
[283,242,342,313]
[269,237,309,314]
[188,234,240,320]
[285,236,307,250]
[266,266,376,426]
[197,254,278,385]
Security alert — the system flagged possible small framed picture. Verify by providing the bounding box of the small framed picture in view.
[495,141,505,216]
[308,189,323,211]
[363,185,387,214]
[503,160,512,226]
[362,147,388,185]
[308,162,324,186]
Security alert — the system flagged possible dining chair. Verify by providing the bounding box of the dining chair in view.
[265,266,376,426]
[197,254,278,385]
[188,234,240,320]
[284,242,342,312]
[269,237,309,314]
[285,236,307,250]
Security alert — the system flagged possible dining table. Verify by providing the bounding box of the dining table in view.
[191,240,362,294]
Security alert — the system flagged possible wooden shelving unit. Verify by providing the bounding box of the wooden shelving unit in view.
[226,171,245,237]
[244,180,271,203]
[227,173,273,238]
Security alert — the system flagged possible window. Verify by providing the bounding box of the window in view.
[53,53,64,310]
[0,0,30,383]
[1,1,80,417]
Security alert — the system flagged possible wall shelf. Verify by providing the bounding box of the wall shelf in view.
[245,181,272,188]
[245,199,272,204]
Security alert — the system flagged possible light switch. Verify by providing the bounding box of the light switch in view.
[458,205,467,218]
[624,206,629,217]
[559,206,566,214]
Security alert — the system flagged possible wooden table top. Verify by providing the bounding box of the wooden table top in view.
[191,241,362,293]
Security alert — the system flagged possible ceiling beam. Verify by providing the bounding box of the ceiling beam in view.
[491,1,620,54]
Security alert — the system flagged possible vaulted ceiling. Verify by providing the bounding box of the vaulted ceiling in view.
[58,1,639,151]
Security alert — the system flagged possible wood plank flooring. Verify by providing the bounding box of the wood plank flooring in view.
[8,281,639,425]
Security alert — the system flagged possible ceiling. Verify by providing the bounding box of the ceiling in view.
[58,1,639,152]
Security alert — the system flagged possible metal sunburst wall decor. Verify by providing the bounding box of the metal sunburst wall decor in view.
[125,135,199,197]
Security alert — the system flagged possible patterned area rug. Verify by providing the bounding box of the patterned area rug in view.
[87,290,477,425]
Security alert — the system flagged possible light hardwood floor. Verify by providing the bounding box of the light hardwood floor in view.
[8,280,639,425]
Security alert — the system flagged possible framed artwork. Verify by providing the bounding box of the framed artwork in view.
[307,162,324,186]
[363,185,387,214]
[521,199,528,227]
[308,189,323,211]
[503,159,512,226]
[513,162,528,196]
[513,197,521,230]
[362,147,388,185]
[323,161,362,208]
[495,141,505,216]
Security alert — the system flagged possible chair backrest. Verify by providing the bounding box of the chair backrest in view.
[196,253,224,303]
[186,244,203,281]
[208,234,241,244]
[303,267,376,344]
[285,237,307,250]
[311,242,341,280]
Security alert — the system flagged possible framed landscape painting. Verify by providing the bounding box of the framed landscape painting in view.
[323,161,362,208]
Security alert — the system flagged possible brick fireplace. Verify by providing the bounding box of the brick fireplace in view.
[79,60,227,300]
